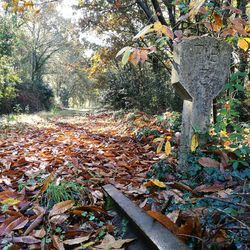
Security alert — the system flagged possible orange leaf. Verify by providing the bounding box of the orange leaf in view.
[129,49,141,65]
[146,211,178,233]
[213,13,223,32]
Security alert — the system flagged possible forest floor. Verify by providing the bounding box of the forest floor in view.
[0,110,249,250]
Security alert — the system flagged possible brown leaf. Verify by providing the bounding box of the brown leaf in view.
[63,235,90,245]
[194,183,225,193]
[52,235,65,250]
[31,228,46,239]
[213,13,223,32]
[49,200,75,217]
[146,210,178,233]
[50,214,69,225]
[95,233,135,249]
[129,49,140,65]
[0,216,28,236]
[12,236,41,244]
[37,172,54,197]
[24,206,45,236]
[198,157,220,168]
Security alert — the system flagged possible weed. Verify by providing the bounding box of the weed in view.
[40,180,85,208]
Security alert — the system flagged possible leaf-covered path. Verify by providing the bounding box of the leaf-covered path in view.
[0,111,158,249]
[1,112,157,189]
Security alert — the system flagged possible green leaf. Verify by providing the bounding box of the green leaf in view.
[121,48,132,65]
[133,24,153,40]
[116,46,132,58]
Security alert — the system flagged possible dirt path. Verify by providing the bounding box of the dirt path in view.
[0,112,158,249]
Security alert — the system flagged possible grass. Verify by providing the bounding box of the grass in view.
[40,180,85,208]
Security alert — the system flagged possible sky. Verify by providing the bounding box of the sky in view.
[58,0,106,57]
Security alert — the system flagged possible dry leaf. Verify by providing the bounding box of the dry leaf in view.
[198,157,220,168]
[146,210,178,233]
[63,235,90,245]
[191,134,199,152]
[49,200,75,217]
[95,233,135,249]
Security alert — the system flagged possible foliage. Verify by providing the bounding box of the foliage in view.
[41,180,85,208]
[100,62,182,113]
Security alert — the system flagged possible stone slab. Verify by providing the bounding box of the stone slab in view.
[103,184,189,250]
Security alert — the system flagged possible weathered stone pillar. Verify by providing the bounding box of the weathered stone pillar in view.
[171,37,232,168]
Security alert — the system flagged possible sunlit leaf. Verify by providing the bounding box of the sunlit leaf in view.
[133,24,153,40]
[121,48,132,65]
[116,46,132,58]
[1,198,20,206]
[161,26,174,40]
[191,134,199,152]
[146,211,178,233]
[213,13,223,32]
[151,179,166,188]
[238,37,249,51]
[63,235,90,245]
[189,0,206,19]
[156,139,164,154]
[165,140,171,156]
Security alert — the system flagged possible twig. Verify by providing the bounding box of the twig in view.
[204,195,250,209]
[214,208,250,232]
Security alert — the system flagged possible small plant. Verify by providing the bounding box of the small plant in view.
[40,180,85,208]
[13,104,22,114]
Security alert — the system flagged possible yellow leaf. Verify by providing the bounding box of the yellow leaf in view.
[161,25,174,40]
[238,37,249,51]
[153,21,163,32]
[151,179,166,188]
[156,140,164,154]
[165,141,171,156]
[1,198,20,206]
[189,0,206,19]
[219,130,228,137]
[153,137,164,143]
[190,134,199,152]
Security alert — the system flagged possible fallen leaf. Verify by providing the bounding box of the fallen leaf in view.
[150,179,166,188]
[191,134,199,152]
[0,216,28,236]
[95,233,135,249]
[53,235,65,250]
[63,235,90,245]
[49,200,75,217]
[198,157,220,168]
[146,210,178,233]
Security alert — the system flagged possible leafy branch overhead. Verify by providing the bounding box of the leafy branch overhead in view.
[116,0,250,66]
